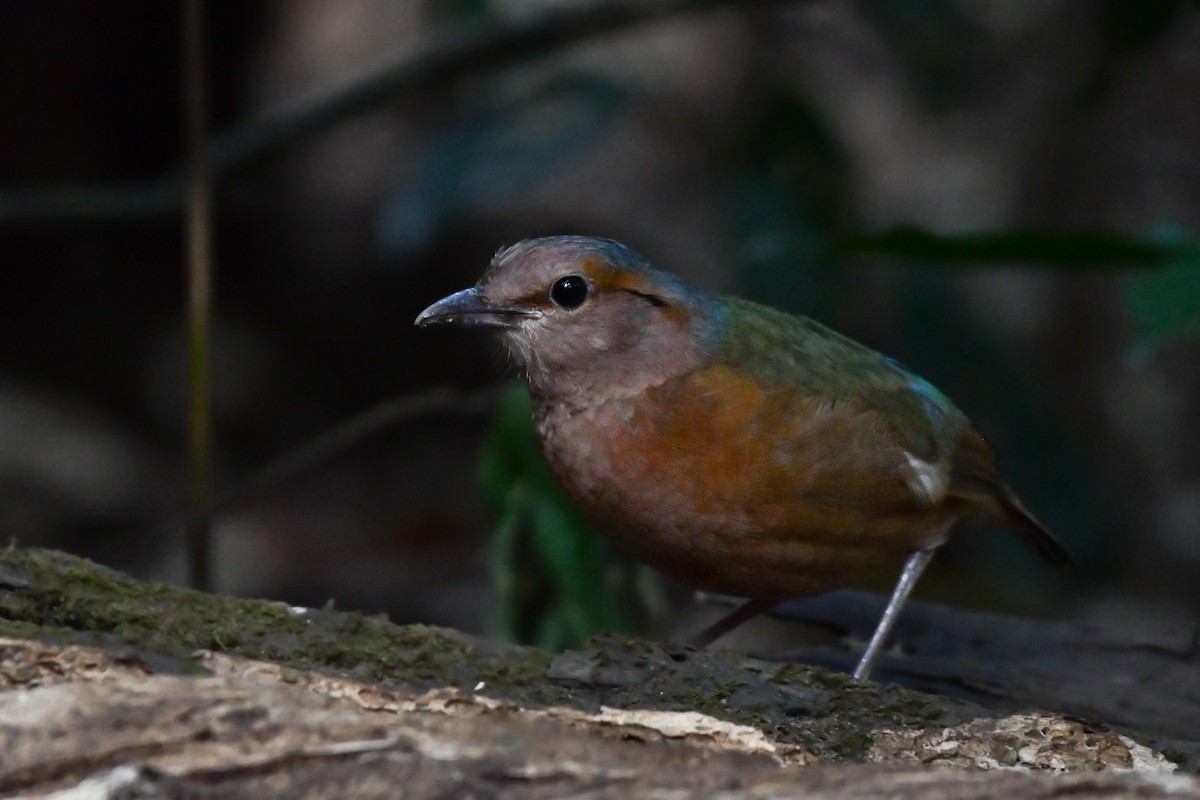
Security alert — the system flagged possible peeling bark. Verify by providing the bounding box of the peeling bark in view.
[0,546,1197,798]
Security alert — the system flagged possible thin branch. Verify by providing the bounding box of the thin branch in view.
[182,0,215,591]
[192,386,510,526]
[0,0,784,228]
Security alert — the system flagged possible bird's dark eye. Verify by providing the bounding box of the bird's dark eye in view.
[549,274,590,310]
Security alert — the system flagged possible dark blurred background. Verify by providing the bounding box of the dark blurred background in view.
[2,0,1198,645]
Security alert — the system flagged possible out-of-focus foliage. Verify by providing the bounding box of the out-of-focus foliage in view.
[436,0,491,21]
[1126,229,1200,354]
[842,228,1169,268]
[727,84,845,318]
[856,0,978,106]
[479,385,656,649]
[1100,0,1190,53]
[5,0,1200,648]
[377,75,627,258]
[837,224,1200,356]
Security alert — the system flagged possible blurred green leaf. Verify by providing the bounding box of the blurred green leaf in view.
[842,223,1200,352]
[1126,229,1200,352]
[487,484,524,642]
[479,385,645,649]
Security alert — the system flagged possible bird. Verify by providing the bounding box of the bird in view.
[416,235,1069,681]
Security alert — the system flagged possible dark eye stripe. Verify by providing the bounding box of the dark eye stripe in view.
[621,288,667,308]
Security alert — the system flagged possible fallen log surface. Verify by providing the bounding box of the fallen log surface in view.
[767,592,1200,744]
[1,546,1197,799]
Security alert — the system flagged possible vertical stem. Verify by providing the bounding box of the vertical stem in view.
[181,0,213,591]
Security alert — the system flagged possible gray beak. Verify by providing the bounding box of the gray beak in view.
[415,287,538,328]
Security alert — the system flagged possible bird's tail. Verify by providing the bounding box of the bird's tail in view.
[997,487,1072,568]
[950,428,1072,568]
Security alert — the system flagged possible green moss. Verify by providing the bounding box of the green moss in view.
[0,546,1038,765]
[763,662,953,758]
[520,632,965,761]
[0,546,551,696]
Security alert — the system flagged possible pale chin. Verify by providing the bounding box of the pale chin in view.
[501,327,547,388]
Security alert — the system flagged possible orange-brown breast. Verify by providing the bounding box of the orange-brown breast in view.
[535,364,965,599]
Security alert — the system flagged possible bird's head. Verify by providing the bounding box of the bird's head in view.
[416,236,717,400]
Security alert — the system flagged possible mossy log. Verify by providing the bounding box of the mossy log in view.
[0,545,1196,798]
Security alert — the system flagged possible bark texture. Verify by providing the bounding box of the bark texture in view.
[0,546,1195,799]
